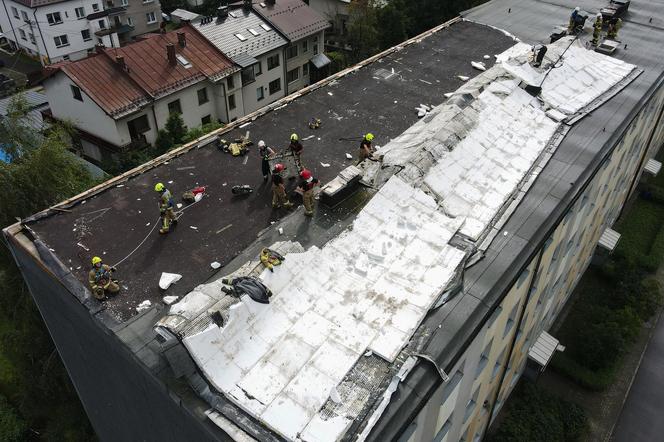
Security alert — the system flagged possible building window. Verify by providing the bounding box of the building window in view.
[254,61,262,76]
[302,39,308,52]
[303,63,309,77]
[127,17,133,26]
[143,0,154,3]
[475,338,493,378]
[71,85,83,101]
[516,269,530,288]
[256,86,264,101]
[75,7,85,19]
[98,19,106,29]
[146,11,156,24]
[46,12,63,25]
[81,29,91,41]
[433,417,453,442]
[313,35,319,55]
[286,67,299,84]
[286,44,298,59]
[54,35,69,47]
[127,114,150,140]
[92,3,100,11]
[228,93,236,110]
[486,306,502,329]
[464,387,480,423]
[28,33,36,44]
[241,66,255,86]
[267,54,279,70]
[121,0,129,5]
[11,7,18,18]
[167,99,182,115]
[269,78,281,95]
[504,303,518,338]
[227,75,234,90]
[63,54,70,60]
[201,115,211,125]
[21,10,29,22]
[197,87,209,105]
[234,33,247,42]
[19,29,27,41]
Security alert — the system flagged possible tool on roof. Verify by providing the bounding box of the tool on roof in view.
[231,184,253,195]
[217,130,252,156]
[308,118,321,129]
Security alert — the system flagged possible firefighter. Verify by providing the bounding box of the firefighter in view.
[568,6,581,32]
[591,13,603,46]
[88,256,119,300]
[155,182,177,234]
[258,140,275,181]
[271,163,292,209]
[607,17,622,39]
[297,169,319,217]
[289,133,304,171]
[357,133,376,165]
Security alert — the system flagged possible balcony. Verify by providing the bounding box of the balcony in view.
[95,24,134,37]
[87,6,127,20]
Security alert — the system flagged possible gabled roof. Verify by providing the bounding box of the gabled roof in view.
[12,0,67,7]
[192,8,287,59]
[45,25,239,118]
[253,0,330,42]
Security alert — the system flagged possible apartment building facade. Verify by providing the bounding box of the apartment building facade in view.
[0,0,161,64]
[252,0,331,93]
[42,26,237,162]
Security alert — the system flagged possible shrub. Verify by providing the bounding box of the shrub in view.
[165,113,187,145]
[153,129,173,156]
[0,395,26,442]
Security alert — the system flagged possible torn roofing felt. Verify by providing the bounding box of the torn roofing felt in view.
[156,37,637,441]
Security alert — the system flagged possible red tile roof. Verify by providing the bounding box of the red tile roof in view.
[45,25,238,118]
[253,0,330,42]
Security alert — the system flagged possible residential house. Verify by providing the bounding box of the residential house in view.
[307,0,350,49]
[192,5,287,119]
[252,0,331,93]
[0,0,162,64]
[42,25,238,163]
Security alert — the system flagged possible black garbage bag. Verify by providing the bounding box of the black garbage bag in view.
[222,276,272,304]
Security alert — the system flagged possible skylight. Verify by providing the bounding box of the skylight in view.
[176,54,192,69]
[260,23,271,31]
[248,28,260,36]
[234,33,247,42]
[228,11,237,18]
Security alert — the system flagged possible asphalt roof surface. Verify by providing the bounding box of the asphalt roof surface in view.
[28,20,515,323]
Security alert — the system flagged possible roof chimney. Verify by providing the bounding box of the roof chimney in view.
[217,5,228,20]
[166,43,176,66]
[243,0,251,9]
[115,55,126,71]
[265,0,274,5]
[95,43,105,54]
[177,32,186,48]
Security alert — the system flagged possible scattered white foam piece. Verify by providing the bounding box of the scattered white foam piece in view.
[471,61,486,71]
[168,180,173,184]
[194,193,203,202]
[278,227,284,235]
[176,203,183,209]
[239,122,251,128]
[159,272,182,290]
[457,75,470,81]
[146,222,150,226]
[211,261,221,269]
[136,198,141,201]
[136,300,152,312]
[444,92,454,98]
[345,153,353,159]
[163,295,179,305]
[116,184,124,188]
[484,54,491,59]
[327,92,333,96]
[190,226,198,230]
[222,182,227,186]
[320,162,330,167]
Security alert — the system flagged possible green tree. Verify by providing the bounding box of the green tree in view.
[165,112,187,145]
[376,3,408,50]
[0,394,26,442]
[0,93,96,440]
[347,0,379,62]
[154,129,174,155]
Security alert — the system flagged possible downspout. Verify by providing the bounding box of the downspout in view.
[33,8,51,64]
[151,102,159,131]
[1,0,19,47]
[283,47,289,95]
[220,80,230,123]
[482,245,546,438]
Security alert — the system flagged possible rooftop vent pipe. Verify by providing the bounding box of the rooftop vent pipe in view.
[177,32,186,48]
[217,5,228,20]
[115,55,126,71]
[166,43,176,66]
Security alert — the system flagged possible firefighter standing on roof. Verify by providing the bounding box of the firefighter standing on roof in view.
[271,163,292,209]
[592,13,603,46]
[297,169,319,217]
[88,256,119,299]
[155,182,177,234]
[357,133,376,164]
[258,140,275,182]
[289,133,304,171]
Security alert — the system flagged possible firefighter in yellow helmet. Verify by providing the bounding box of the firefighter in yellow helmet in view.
[289,133,304,171]
[155,182,177,234]
[357,133,376,165]
[591,13,603,46]
[88,256,119,300]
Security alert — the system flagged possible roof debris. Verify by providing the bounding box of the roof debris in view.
[159,273,182,290]
[471,61,487,71]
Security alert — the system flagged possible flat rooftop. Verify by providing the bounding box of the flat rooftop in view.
[26,19,514,323]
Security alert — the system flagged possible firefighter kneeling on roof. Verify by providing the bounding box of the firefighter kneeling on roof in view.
[88,256,119,299]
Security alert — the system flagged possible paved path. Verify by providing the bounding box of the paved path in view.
[611,310,664,441]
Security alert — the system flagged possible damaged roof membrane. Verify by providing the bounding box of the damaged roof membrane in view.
[158,37,637,441]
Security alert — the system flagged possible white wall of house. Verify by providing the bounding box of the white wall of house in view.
[152,81,220,135]
[240,47,286,115]
[284,31,324,94]
[0,0,102,63]
[223,71,244,122]
[44,71,124,145]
